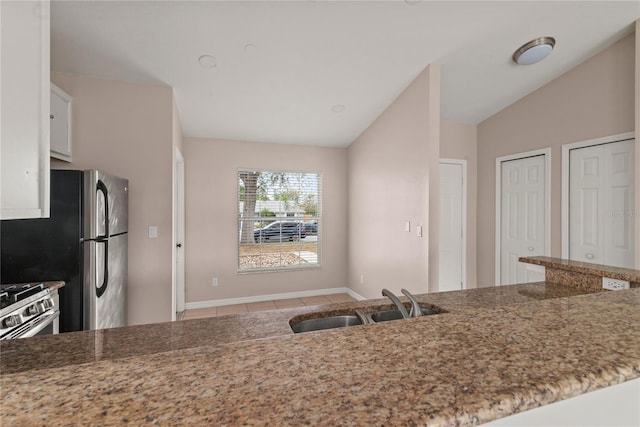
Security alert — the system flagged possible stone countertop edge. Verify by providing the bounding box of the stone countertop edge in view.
[0,287,638,426]
[519,256,640,282]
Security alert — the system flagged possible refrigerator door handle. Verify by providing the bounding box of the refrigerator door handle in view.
[96,180,110,240]
[96,240,109,298]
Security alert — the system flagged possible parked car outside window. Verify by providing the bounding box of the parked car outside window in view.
[304,221,318,234]
[254,221,306,242]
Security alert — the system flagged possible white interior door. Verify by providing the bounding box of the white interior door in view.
[439,161,465,291]
[500,155,546,285]
[569,139,635,268]
[174,149,186,316]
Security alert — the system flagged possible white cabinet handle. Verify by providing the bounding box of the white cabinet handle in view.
[585,253,594,259]
[528,246,534,252]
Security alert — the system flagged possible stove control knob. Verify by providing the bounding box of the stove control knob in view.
[41,298,54,310]
[26,303,44,316]
[2,315,21,328]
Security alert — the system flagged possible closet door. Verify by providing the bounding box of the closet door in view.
[569,139,635,268]
[500,155,546,284]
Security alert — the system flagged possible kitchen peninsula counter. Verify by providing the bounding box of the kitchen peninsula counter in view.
[1,282,639,426]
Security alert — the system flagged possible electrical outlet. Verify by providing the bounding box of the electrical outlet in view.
[602,277,630,291]
[212,277,219,287]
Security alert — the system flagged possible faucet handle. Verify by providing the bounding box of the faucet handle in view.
[401,289,423,318]
[382,289,410,319]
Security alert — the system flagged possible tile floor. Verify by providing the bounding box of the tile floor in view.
[181,293,357,321]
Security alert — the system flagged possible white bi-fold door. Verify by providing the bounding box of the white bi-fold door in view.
[439,160,465,291]
[499,154,546,285]
[569,139,635,268]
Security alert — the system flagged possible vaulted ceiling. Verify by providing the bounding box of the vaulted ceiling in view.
[51,1,639,147]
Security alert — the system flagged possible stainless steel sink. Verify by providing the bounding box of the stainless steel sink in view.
[369,308,439,322]
[289,303,443,333]
[290,315,362,333]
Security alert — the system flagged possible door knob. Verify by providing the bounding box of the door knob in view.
[176,243,182,248]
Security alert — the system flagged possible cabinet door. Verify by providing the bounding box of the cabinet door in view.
[50,83,72,162]
[0,0,51,219]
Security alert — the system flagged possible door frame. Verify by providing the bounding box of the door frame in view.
[561,131,635,260]
[172,148,186,320]
[495,148,551,285]
[439,158,467,290]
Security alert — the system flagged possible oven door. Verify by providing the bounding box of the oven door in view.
[2,310,60,340]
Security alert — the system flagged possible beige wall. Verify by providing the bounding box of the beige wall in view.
[183,138,348,302]
[477,34,636,286]
[440,120,478,288]
[347,65,440,299]
[50,72,176,325]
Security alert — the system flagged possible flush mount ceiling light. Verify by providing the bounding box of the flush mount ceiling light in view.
[512,37,556,65]
[331,104,345,113]
[198,55,217,69]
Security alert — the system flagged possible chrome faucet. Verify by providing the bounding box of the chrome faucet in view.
[401,289,423,317]
[355,309,373,325]
[381,289,410,319]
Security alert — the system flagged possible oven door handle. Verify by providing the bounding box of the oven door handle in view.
[16,310,60,339]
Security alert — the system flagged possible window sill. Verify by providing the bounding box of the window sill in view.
[237,264,322,275]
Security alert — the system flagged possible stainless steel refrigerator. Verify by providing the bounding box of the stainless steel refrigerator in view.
[0,169,128,332]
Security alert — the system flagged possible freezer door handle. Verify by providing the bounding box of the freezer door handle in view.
[96,180,110,240]
[96,240,109,298]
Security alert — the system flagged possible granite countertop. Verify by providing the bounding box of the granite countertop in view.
[0,282,591,374]
[1,282,639,426]
[520,256,640,283]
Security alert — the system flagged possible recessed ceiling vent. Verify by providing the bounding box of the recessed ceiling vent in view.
[512,37,556,65]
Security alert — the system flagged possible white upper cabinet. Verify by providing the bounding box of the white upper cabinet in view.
[50,83,72,162]
[0,0,51,219]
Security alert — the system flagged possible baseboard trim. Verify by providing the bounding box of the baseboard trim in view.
[344,288,366,301]
[185,287,366,310]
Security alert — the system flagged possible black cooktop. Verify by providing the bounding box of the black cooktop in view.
[0,283,45,311]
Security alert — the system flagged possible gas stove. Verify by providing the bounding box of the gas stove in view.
[0,283,59,340]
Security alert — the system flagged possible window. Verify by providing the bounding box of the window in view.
[238,169,321,272]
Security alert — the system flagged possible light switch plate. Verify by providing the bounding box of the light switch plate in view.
[405,221,410,232]
[416,225,423,238]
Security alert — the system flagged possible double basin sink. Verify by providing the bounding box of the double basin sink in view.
[290,291,444,334]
